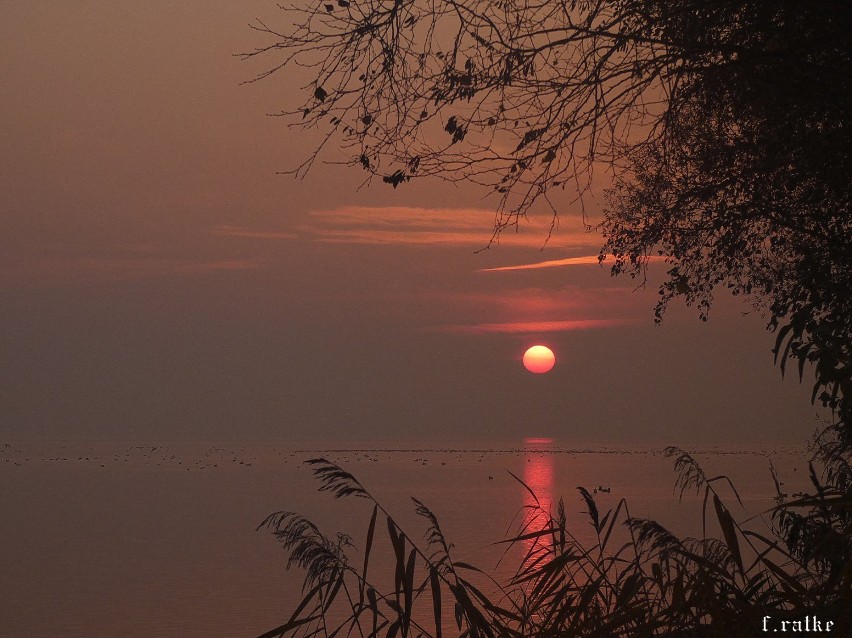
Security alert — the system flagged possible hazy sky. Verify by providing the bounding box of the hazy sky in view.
[0,2,822,444]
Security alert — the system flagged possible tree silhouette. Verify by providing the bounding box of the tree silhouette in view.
[241,1,852,442]
[599,3,852,443]
[243,3,852,627]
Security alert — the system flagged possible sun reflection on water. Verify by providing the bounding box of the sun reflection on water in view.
[521,437,555,561]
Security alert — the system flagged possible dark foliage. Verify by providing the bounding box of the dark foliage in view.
[599,3,852,455]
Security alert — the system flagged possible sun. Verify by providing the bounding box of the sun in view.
[523,345,556,374]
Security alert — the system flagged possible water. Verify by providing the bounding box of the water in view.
[0,439,810,637]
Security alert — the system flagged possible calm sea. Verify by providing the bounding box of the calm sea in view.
[1,439,810,637]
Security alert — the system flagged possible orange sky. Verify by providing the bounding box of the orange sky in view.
[0,1,822,444]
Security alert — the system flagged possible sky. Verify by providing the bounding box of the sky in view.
[0,1,823,445]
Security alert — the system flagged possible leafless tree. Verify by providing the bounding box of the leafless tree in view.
[239,0,701,229]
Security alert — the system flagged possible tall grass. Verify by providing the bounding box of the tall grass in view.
[257,445,850,638]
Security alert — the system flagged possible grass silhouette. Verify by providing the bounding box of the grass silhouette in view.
[257,444,850,637]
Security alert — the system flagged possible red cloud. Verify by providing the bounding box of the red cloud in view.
[429,318,629,334]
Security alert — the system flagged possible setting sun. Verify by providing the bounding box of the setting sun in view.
[522,345,556,374]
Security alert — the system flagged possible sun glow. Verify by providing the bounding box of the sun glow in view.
[522,345,556,374]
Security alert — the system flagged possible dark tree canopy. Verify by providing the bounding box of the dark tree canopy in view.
[598,3,852,432]
[242,0,852,441]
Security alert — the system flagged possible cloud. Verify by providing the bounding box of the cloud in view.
[214,206,601,249]
[424,286,640,317]
[420,286,647,335]
[479,254,667,272]
[430,318,629,334]
[479,255,601,271]
[306,207,599,248]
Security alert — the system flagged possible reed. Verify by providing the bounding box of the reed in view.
[257,444,851,638]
